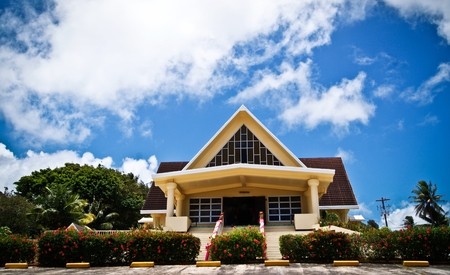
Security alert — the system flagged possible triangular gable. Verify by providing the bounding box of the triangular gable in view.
[206,124,283,167]
[184,106,306,170]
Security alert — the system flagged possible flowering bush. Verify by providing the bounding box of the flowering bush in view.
[37,228,200,266]
[0,233,36,266]
[280,226,450,263]
[359,226,450,262]
[207,226,265,264]
[280,229,360,263]
[359,227,398,261]
[127,230,200,264]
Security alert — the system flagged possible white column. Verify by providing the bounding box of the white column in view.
[308,179,320,220]
[166,182,177,217]
[175,194,185,217]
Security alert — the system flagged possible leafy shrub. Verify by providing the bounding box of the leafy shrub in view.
[394,226,450,262]
[0,233,36,266]
[359,227,398,261]
[0,226,12,237]
[280,229,360,263]
[37,228,200,266]
[128,230,200,264]
[207,226,265,264]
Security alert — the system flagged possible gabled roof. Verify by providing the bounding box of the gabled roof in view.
[141,157,357,212]
[300,157,358,207]
[183,105,306,170]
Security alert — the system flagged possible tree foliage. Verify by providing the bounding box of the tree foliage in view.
[0,188,38,235]
[409,181,448,227]
[29,183,93,230]
[14,163,149,230]
[367,219,379,229]
[403,216,415,228]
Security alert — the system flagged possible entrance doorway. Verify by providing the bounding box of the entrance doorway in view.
[223,196,265,226]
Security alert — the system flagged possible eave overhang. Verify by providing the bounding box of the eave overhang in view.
[153,163,335,195]
[319,205,359,210]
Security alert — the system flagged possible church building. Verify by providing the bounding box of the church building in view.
[141,106,359,231]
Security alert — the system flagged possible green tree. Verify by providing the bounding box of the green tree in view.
[29,183,93,230]
[0,188,38,235]
[14,163,149,229]
[409,180,447,227]
[367,219,379,229]
[86,200,119,230]
[403,215,415,228]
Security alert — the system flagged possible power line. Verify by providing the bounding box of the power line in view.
[376,197,391,227]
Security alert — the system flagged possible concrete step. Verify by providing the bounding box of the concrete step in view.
[190,225,305,261]
[189,227,215,261]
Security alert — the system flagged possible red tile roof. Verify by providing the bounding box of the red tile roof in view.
[141,158,357,211]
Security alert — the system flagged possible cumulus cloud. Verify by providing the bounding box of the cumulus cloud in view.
[0,0,372,145]
[384,0,450,44]
[0,143,157,191]
[400,62,450,104]
[121,156,158,184]
[383,201,426,230]
[335,147,356,163]
[229,61,376,135]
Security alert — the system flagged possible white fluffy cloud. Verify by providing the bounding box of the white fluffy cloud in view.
[121,156,158,184]
[400,62,450,104]
[229,61,376,134]
[0,0,373,145]
[384,0,450,44]
[0,143,157,192]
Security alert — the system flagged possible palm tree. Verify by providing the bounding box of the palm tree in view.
[403,216,415,228]
[87,200,119,230]
[409,181,447,227]
[29,183,94,230]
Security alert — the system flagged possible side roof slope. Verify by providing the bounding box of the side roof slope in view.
[300,157,357,207]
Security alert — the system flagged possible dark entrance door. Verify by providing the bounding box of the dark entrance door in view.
[223,196,265,226]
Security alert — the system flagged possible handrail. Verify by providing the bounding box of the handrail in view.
[204,213,224,260]
[259,211,267,260]
[259,211,265,236]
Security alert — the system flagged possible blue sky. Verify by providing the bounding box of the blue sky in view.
[1,0,449,229]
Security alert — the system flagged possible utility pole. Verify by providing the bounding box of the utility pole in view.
[376,197,391,227]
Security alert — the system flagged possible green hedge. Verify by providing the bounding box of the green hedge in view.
[280,230,360,263]
[280,226,450,263]
[0,233,36,266]
[360,226,450,262]
[37,228,200,266]
[207,226,266,264]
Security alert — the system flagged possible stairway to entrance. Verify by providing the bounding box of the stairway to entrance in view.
[189,225,310,261]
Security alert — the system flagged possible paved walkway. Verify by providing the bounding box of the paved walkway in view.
[2,264,450,275]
